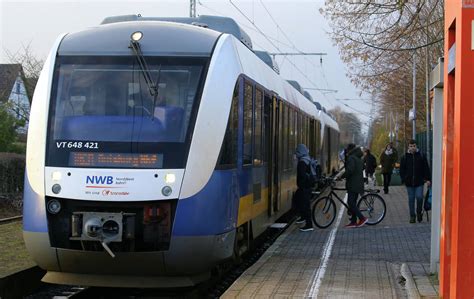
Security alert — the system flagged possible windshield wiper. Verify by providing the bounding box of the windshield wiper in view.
[129,37,158,97]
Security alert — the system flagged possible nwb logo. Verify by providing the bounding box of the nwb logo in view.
[86,176,114,185]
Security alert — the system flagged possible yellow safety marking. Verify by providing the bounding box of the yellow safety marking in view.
[236,176,297,227]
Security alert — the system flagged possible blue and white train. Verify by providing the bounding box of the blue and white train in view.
[23,15,340,287]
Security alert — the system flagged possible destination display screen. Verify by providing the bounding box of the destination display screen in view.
[69,152,163,168]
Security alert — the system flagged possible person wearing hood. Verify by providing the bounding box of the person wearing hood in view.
[294,144,314,232]
[380,142,398,194]
[399,139,431,223]
[343,143,368,228]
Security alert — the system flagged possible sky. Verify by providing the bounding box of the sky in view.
[0,0,372,132]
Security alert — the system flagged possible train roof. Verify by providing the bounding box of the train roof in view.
[228,34,339,131]
[254,50,279,74]
[286,80,304,95]
[286,80,316,105]
[58,21,221,57]
[303,90,313,102]
[101,14,253,49]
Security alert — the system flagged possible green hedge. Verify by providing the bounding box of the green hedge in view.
[0,153,25,194]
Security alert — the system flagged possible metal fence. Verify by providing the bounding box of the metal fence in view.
[416,130,433,166]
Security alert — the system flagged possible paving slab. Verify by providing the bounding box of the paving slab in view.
[222,185,438,298]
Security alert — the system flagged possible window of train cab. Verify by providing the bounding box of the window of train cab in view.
[216,81,239,169]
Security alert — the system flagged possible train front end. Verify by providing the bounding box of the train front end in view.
[22,21,238,287]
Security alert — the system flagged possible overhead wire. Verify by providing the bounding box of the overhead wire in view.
[200,0,367,121]
[258,0,321,71]
[228,0,330,103]
[198,1,290,50]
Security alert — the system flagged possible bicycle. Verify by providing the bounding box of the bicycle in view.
[311,176,386,228]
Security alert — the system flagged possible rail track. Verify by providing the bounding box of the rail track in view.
[20,214,294,298]
[0,215,22,224]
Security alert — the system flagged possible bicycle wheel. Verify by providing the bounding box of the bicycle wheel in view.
[312,196,336,229]
[357,193,386,225]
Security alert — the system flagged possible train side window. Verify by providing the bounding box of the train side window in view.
[243,81,253,165]
[317,121,322,157]
[254,88,263,165]
[263,94,271,164]
[309,118,315,158]
[217,83,239,168]
[294,111,299,146]
[282,104,289,170]
[303,116,314,149]
[288,107,294,170]
[297,113,302,145]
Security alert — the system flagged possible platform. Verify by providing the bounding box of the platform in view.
[222,185,439,298]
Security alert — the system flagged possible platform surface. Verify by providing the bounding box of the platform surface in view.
[222,185,438,298]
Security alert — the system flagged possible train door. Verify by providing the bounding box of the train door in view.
[266,95,280,215]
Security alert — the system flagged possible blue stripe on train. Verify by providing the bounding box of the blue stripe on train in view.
[23,171,48,232]
[172,166,268,236]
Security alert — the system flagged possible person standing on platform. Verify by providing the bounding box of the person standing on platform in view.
[343,144,368,228]
[294,144,314,232]
[399,139,431,223]
[363,148,377,186]
[380,142,398,194]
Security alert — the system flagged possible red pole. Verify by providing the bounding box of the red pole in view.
[442,2,474,297]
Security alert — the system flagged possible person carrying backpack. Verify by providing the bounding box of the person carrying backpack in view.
[294,144,317,232]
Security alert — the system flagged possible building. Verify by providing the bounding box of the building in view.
[0,64,32,134]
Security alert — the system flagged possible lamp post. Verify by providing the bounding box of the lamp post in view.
[412,51,417,140]
[425,16,431,165]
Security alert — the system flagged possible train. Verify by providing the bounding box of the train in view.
[23,15,340,288]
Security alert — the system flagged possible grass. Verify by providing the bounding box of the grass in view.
[0,221,36,277]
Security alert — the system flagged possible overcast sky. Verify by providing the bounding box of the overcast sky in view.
[0,0,372,131]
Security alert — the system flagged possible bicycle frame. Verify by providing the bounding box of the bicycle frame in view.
[316,183,380,213]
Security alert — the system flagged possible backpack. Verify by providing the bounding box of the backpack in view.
[308,158,322,187]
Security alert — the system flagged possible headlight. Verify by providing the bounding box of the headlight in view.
[165,173,176,184]
[52,184,62,194]
[162,186,172,197]
[51,171,62,181]
[131,31,143,42]
[47,199,61,214]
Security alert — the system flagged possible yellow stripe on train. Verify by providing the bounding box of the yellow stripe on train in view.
[236,178,296,226]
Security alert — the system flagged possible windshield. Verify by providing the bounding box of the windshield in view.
[46,56,207,169]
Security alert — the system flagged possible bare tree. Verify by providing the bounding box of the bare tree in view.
[3,43,44,122]
[321,0,444,141]
[329,106,364,145]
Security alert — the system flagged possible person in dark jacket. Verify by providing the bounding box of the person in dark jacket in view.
[295,144,314,232]
[379,142,398,194]
[363,148,377,185]
[399,139,431,223]
[343,144,368,228]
